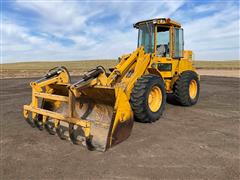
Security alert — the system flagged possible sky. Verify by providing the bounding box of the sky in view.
[1,0,240,63]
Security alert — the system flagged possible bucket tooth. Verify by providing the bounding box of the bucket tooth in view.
[25,111,40,128]
[69,123,85,145]
[25,117,36,128]
[85,136,96,151]
[34,114,44,130]
[56,124,69,140]
[44,120,56,135]
[55,119,69,140]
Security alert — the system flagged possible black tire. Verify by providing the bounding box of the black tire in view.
[130,74,166,123]
[173,71,200,106]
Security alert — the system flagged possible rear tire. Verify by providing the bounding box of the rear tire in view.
[130,74,166,123]
[173,71,200,106]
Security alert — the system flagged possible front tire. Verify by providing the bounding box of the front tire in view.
[173,71,200,106]
[130,74,166,123]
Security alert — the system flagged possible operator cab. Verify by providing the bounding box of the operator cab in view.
[134,18,184,59]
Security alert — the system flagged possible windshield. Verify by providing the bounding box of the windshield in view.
[156,26,170,57]
[138,22,154,53]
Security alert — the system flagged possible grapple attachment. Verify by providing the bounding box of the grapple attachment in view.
[23,66,134,151]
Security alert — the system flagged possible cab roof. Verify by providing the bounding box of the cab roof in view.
[133,18,181,28]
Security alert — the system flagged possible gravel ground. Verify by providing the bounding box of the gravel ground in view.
[0,76,239,180]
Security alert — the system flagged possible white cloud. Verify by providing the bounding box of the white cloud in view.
[182,3,239,60]
[1,19,68,62]
[15,0,103,34]
[1,0,239,63]
[2,21,42,52]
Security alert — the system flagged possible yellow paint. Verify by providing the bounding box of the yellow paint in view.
[42,116,47,124]
[34,92,69,102]
[148,86,162,112]
[109,87,133,146]
[24,105,90,127]
[54,119,59,128]
[189,79,197,99]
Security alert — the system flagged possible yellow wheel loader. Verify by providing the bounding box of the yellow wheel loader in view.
[23,18,200,151]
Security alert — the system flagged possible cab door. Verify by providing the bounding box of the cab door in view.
[173,28,184,59]
[153,25,172,78]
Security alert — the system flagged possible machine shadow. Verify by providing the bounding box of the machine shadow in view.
[166,94,181,106]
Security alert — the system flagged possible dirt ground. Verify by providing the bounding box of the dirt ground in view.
[0,76,239,180]
[197,69,239,78]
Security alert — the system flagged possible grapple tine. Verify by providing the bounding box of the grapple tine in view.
[56,124,68,140]
[34,114,44,131]
[44,120,56,135]
[69,123,84,145]
[34,121,44,130]
[25,117,36,128]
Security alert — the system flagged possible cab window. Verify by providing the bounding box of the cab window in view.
[173,28,184,58]
[156,27,170,57]
[138,23,154,53]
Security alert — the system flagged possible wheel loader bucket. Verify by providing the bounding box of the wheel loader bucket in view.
[74,86,134,151]
[23,73,134,151]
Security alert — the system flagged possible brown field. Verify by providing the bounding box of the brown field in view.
[194,60,240,69]
[1,60,239,78]
[1,60,117,78]
[0,76,239,179]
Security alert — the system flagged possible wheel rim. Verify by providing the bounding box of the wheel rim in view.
[189,79,197,99]
[148,86,162,112]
